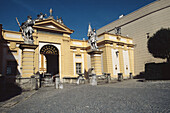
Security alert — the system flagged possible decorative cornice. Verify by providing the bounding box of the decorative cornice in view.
[87,49,103,55]
[19,44,38,49]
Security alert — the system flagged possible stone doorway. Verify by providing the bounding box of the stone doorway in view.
[40,45,59,76]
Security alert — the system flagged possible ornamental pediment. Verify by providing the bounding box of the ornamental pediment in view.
[33,18,74,34]
[36,23,65,31]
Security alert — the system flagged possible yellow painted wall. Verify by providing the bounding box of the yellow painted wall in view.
[97,33,134,78]
[0,19,134,79]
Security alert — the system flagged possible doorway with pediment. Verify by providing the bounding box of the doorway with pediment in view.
[40,45,59,76]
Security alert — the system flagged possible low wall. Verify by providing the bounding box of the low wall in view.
[145,62,170,80]
[16,75,40,91]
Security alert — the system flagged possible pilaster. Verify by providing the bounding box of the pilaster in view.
[19,44,38,77]
[88,50,103,75]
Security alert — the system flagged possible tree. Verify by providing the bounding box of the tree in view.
[147,28,170,63]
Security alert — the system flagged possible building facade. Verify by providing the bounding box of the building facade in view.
[0,17,134,81]
[97,0,170,75]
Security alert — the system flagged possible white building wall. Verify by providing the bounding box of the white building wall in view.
[97,0,170,75]
[87,54,91,70]
[123,50,130,77]
[111,49,120,77]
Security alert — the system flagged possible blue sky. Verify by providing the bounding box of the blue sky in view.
[0,0,156,40]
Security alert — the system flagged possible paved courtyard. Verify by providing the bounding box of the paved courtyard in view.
[1,79,170,113]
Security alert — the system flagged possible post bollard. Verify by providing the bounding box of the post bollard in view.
[129,72,133,79]
[55,75,60,89]
[107,73,111,83]
[91,74,97,85]
[59,84,63,89]
[77,76,80,85]
[118,73,123,81]
[76,78,80,85]
[39,74,42,88]
[35,77,38,90]
[31,75,36,90]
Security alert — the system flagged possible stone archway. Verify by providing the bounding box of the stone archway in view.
[40,45,59,75]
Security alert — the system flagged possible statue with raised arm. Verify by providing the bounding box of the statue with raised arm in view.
[37,12,47,20]
[21,16,35,44]
[87,24,98,50]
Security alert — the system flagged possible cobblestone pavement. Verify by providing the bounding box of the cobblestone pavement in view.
[1,79,170,113]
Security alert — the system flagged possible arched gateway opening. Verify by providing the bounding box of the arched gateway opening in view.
[40,45,59,75]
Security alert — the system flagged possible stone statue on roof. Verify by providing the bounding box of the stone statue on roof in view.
[56,16,64,24]
[21,16,35,44]
[115,27,121,35]
[87,24,98,50]
[37,12,47,20]
[49,8,53,18]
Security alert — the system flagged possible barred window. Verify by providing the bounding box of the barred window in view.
[76,63,81,74]
[6,61,17,75]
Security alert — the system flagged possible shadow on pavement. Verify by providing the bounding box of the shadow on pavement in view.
[0,76,22,102]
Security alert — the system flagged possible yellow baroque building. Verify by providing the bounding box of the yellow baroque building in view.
[0,18,134,81]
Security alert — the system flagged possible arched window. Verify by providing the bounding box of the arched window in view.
[40,45,58,55]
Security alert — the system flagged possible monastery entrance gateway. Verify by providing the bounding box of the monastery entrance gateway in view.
[0,14,135,90]
[40,45,59,75]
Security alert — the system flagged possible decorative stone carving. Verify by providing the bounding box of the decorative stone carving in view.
[87,24,98,50]
[21,16,35,44]
[115,27,121,35]
[56,16,64,25]
[37,12,47,20]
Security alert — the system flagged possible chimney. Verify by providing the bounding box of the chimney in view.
[119,14,124,19]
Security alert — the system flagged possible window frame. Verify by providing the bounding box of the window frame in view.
[76,63,82,74]
[6,60,17,76]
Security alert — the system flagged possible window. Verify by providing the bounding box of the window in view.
[76,54,81,57]
[6,61,17,75]
[76,63,81,74]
